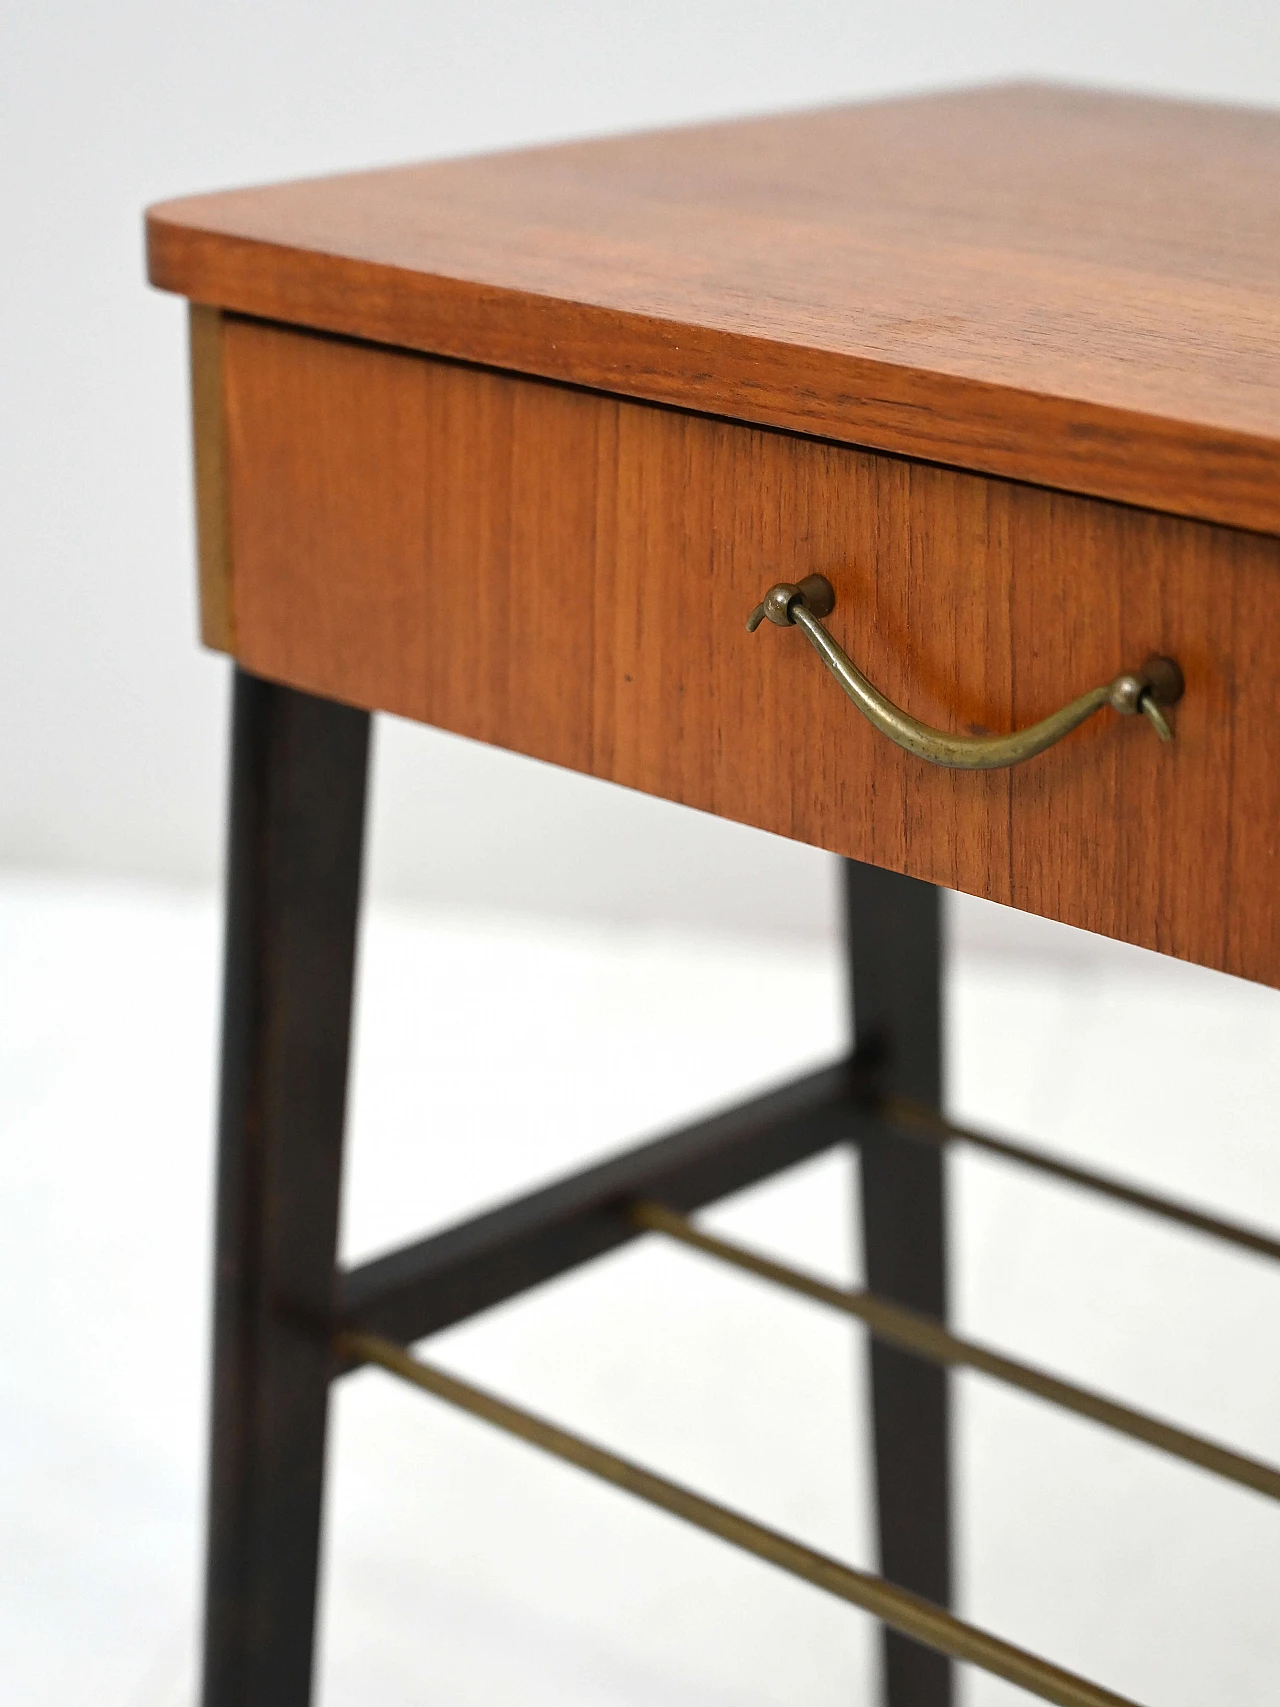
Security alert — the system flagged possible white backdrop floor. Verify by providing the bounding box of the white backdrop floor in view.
[2,871,1278,1706]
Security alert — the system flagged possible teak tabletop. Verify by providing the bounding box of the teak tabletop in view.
[151,81,1280,533]
[149,83,1280,987]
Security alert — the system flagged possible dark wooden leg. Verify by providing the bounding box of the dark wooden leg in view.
[843,859,952,1707]
[202,669,370,1707]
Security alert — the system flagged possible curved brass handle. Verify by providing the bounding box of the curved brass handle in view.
[747,576,1184,771]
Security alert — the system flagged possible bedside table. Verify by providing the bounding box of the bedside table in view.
[147,82,1280,1707]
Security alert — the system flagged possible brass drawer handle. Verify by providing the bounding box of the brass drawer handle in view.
[747,576,1184,771]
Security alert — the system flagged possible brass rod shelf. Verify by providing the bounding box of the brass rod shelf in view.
[877,1096,1280,1266]
[337,1059,1278,1368]
[630,1201,1280,1504]
[339,1328,1144,1707]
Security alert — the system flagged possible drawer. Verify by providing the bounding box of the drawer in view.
[197,312,1280,987]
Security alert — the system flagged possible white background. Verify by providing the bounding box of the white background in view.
[4,8,1280,1707]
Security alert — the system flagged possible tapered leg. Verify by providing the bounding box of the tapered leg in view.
[202,669,370,1707]
[843,859,952,1707]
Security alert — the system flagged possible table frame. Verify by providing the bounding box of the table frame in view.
[200,666,1277,1707]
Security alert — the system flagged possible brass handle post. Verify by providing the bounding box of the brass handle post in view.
[747,576,1183,770]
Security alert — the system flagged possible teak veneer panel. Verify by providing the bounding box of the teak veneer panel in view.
[152,84,1280,535]
[216,318,1280,987]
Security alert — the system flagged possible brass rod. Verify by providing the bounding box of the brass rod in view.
[631,1201,1280,1503]
[880,1096,1280,1266]
[340,1328,1145,1707]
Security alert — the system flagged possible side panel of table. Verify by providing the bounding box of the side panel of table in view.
[198,311,1280,987]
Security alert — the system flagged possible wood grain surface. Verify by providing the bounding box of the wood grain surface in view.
[214,318,1280,987]
[152,83,1280,535]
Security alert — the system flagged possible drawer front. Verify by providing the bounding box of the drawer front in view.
[204,314,1280,987]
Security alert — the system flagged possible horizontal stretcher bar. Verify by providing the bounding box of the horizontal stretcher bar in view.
[630,1202,1280,1503]
[340,1328,1146,1707]
[340,1060,870,1351]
